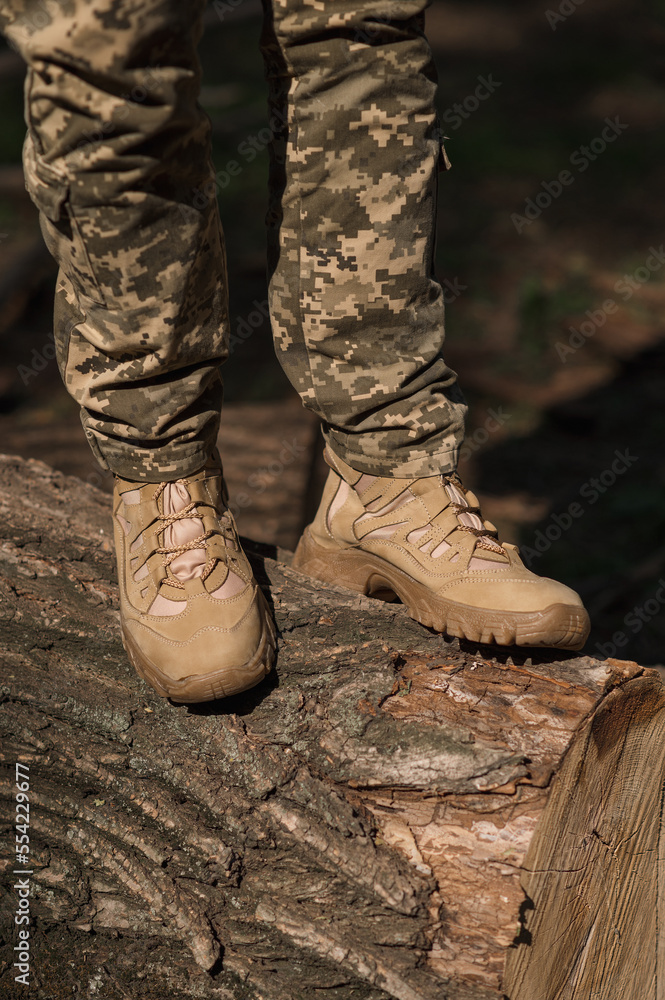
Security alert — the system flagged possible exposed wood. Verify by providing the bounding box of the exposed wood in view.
[504,674,665,999]
[0,453,662,999]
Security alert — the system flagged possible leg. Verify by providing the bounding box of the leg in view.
[2,0,227,481]
[262,0,590,650]
[261,0,466,478]
[1,0,275,700]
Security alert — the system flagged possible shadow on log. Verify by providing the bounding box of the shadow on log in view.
[0,454,662,999]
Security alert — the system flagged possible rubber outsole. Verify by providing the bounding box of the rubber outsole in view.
[122,592,276,704]
[293,529,590,651]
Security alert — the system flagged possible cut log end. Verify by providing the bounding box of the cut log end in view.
[505,674,665,999]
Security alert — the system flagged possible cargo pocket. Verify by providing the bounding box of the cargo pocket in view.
[23,130,108,308]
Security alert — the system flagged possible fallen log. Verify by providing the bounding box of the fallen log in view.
[0,453,662,1000]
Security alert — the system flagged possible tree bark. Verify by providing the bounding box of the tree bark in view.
[0,454,662,1000]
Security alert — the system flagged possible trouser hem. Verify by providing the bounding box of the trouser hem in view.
[325,429,463,479]
[89,435,216,484]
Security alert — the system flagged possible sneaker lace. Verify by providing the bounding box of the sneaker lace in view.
[152,478,236,589]
[440,473,504,554]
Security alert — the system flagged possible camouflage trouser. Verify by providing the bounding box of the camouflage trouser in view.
[1,0,466,482]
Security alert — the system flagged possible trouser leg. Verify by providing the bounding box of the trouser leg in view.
[1,0,228,482]
[261,0,467,478]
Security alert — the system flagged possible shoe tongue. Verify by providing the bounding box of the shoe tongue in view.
[162,482,207,582]
[443,479,506,557]
[444,481,484,532]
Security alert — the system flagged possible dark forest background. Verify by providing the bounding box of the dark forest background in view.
[0,0,663,664]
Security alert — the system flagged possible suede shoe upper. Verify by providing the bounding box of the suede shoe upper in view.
[113,455,274,697]
[292,446,589,649]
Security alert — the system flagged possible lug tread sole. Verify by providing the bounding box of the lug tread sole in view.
[293,530,590,652]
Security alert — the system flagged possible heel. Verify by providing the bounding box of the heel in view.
[292,529,371,595]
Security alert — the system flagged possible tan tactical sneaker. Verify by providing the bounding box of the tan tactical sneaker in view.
[293,447,590,651]
[113,454,275,703]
